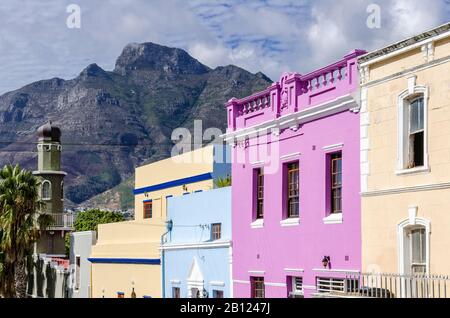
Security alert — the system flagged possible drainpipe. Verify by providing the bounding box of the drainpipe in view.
[161,219,173,298]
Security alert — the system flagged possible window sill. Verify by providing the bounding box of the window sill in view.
[280,218,300,227]
[323,213,343,224]
[395,166,430,176]
[250,219,264,229]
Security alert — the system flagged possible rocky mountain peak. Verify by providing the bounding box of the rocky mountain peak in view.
[79,63,109,79]
[114,42,210,76]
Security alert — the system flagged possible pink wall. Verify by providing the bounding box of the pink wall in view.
[226,50,366,298]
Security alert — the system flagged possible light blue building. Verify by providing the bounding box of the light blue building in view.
[162,187,232,298]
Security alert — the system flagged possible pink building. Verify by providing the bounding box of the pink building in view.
[223,50,366,298]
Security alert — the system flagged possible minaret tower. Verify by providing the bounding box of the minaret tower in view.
[33,121,68,256]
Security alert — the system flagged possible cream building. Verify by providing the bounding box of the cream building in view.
[359,23,450,277]
[89,144,230,298]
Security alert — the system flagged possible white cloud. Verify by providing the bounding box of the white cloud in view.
[0,0,448,94]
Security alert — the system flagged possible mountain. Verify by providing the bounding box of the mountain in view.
[0,42,272,208]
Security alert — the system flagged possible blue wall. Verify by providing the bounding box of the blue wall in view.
[163,187,232,298]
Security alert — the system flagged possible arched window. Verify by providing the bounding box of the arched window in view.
[397,209,430,276]
[61,181,64,200]
[42,180,51,200]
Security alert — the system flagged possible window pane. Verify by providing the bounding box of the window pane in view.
[411,228,426,264]
[287,162,300,218]
[410,98,424,133]
[330,153,342,214]
[256,168,264,219]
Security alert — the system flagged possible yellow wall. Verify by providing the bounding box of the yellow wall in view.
[91,263,161,298]
[90,145,217,298]
[361,34,450,275]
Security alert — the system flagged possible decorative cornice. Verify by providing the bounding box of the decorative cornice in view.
[361,182,450,197]
[358,22,450,66]
[222,94,358,142]
[361,54,450,88]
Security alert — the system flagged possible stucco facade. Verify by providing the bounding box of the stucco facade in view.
[162,187,232,298]
[223,50,365,298]
[359,23,450,276]
[89,144,230,298]
[69,231,97,298]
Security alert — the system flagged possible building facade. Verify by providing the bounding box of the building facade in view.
[89,144,230,298]
[162,187,232,298]
[223,50,365,297]
[359,23,450,279]
[69,231,97,298]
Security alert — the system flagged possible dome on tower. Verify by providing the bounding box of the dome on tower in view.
[37,121,61,142]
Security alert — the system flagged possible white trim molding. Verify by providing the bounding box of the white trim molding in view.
[170,279,181,285]
[280,217,300,227]
[160,240,231,251]
[323,213,343,224]
[361,181,450,197]
[250,219,264,229]
[312,268,360,273]
[280,152,301,162]
[397,207,431,275]
[265,282,287,287]
[322,143,344,152]
[248,270,265,275]
[210,281,225,287]
[284,268,304,273]
[360,86,370,193]
[233,280,250,285]
[250,161,265,167]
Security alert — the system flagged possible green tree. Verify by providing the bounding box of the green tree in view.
[65,209,124,255]
[214,175,232,188]
[0,164,52,298]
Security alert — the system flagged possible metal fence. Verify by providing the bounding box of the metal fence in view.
[319,272,450,298]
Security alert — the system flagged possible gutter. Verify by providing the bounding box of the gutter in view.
[160,219,173,298]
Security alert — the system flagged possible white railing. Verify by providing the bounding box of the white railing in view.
[50,213,74,229]
[316,272,450,298]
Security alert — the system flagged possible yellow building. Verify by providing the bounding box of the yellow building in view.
[89,144,230,298]
[359,23,450,277]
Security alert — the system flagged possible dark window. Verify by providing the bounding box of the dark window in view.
[213,290,224,298]
[286,162,299,218]
[330,153,342,214]
[143,201,152,219]
[255,168,264,219]
[408,97,425,168]
[172,287,180,298]
[211,223,221,240]
[75,256,81,290]
[251,277,265,298]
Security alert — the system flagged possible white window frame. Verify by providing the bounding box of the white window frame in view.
[289,276,304,297]
[397,210,430,276]
[42,180,52,200]
[396,83,429,174]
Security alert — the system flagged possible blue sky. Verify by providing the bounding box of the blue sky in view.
[0,0,449,94]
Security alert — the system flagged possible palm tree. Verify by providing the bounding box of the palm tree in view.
[214,175,232,188]
[0,164,51,298]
